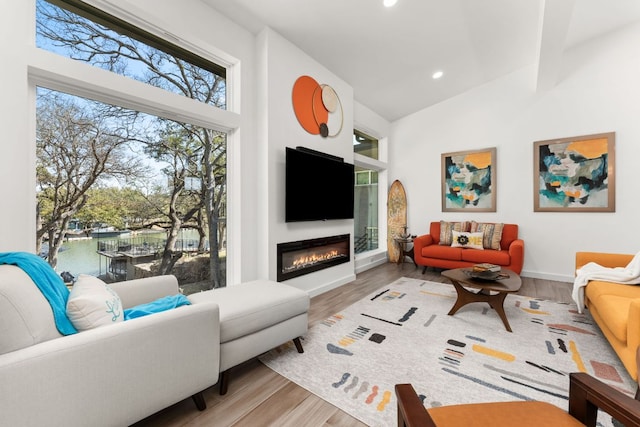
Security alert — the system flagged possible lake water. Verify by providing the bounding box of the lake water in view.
[56,237,106,277]
[56,230,200,277]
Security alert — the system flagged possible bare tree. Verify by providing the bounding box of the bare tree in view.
[145,125,202,275]
[36,90,144,268]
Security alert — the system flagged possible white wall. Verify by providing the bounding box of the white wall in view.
[256,29,357,295]
[390,23,640,283]
[0,3,36,252]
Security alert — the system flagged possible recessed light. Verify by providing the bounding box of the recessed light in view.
[432,70,444,79]
[383,0,398,7]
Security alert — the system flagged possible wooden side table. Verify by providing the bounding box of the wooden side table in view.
[393,237,417,267]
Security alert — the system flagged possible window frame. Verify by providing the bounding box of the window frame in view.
[353,153,387,258]
[30,0,242,284]
[43,0,227,80]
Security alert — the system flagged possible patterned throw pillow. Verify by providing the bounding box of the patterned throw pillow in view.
[450,231,484,249]
[66,274,123,331]
[470,222,504,250]
[439,221,472,245]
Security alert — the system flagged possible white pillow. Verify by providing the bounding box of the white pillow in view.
[66,275,123,331]
[451,231,485,250]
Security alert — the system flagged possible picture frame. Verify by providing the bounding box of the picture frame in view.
[441,147,496,212]
[533,132,615,212]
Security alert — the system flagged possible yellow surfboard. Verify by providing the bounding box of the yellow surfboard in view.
[387,180,407,263]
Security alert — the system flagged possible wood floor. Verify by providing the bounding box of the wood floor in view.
[133,262,573,427]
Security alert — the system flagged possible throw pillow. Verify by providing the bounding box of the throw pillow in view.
[470,222,504,250]
[439,221,472,246]
[451,231,484,249]
[66,274,123,331]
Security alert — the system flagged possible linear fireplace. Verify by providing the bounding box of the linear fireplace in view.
[277,234,350,282]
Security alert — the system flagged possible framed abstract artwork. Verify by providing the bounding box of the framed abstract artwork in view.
[533,132,615,212]
[441,147,496,212]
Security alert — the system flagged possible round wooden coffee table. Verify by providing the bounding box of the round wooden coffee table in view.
[441,268,522,332]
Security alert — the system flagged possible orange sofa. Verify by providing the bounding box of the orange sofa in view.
[576,252,640,380]
[413,221,524,274]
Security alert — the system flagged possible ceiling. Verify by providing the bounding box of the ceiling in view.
[201,0,640,122]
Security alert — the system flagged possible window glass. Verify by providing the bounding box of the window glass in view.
[36,0,226,109]
[353,130,379,160]
[354,167,379,254]
[35,0,228,290]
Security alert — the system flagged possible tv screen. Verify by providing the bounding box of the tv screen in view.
[285,147,355,222]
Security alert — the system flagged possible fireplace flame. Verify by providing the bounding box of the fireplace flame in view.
[292,250,340,268]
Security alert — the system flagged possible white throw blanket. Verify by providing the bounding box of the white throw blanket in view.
[572,251,640,313]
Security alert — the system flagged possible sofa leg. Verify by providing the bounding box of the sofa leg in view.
[192,391,206,411]
[219,369,230,395]
[293,337,304,353]
[422,266,427,274]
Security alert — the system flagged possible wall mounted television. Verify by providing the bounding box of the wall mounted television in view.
[285,146,355,222]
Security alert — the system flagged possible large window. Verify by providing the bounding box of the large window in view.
[35,0,230,290]
[354,131,380,254]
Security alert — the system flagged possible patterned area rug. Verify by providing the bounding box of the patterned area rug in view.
[260,277,636,427]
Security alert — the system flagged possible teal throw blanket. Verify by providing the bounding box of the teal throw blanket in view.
[124,294,191,320]
[0,252,77,335]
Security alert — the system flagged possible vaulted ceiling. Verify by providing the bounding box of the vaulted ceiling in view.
[202,0,640,121]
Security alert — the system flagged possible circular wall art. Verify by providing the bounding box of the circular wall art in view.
[292,75,343,138]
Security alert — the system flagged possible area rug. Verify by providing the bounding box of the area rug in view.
[260,277,636,427]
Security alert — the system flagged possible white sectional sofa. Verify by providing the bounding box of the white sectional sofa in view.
[0,261,310,426]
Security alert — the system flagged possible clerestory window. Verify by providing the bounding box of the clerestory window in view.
[36,0,226,109]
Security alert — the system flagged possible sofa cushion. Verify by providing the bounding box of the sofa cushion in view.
[461,249,511,265]
[593,294,631,343]
[428,401,583,427]
[451,231,484,250]
[66,274,124,331]
[439,221,471,246]
[421,245,463,261]
[585,280,640,302]
[470,222,504,250]
[499,224,519,249]
[0,265,63,355]
[188,280,310,343]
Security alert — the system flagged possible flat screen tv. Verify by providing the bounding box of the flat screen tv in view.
[285,146,355,222]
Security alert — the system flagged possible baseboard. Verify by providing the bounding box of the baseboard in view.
[354,250,389,274]
[521,269,572,284]
[354,257,388,274]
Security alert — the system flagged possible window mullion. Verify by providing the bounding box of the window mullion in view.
[29,47,240,132]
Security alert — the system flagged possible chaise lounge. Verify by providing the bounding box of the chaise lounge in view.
[188,279,310,395]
